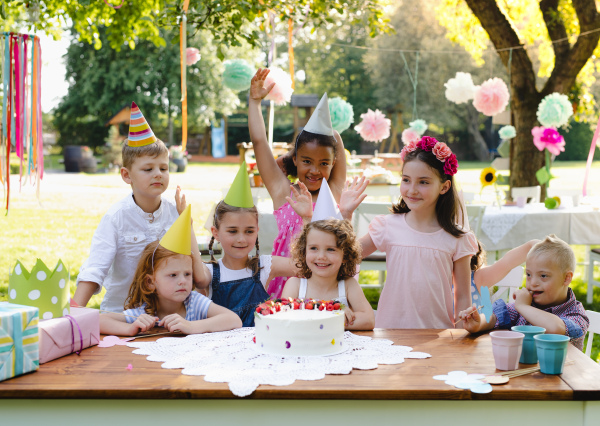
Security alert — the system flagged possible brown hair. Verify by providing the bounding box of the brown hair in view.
[471,240,487,271]
[208,201,262,277]
[392,147,465,237]
[528,234,575,273]
[281,131,337,178]
[122,139,169,169]
[291,219,361,280]
[124,240,190,315]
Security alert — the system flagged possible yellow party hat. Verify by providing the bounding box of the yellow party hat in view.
[159,205,191,255]
[224,161,254,208]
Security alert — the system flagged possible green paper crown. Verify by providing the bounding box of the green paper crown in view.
[8,259,70,320]
[224,161,254,208]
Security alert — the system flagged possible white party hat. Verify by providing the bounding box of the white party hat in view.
[303,93,334,136]
[311,179,342,222]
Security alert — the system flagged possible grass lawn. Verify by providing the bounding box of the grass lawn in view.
[1,159,599,361]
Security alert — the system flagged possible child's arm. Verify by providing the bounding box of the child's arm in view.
[458,305,496,334]
[344,278,375,330]
[160,303,242,334]
[268,256,300,285]
[474,239,540,289]
[73,282,100,307]
[358,233,378,259]
[512,289,567,334]
[248,69,291,208]
[281,277,301,299]
[453,255,473,324]
[100,312,158,336]
[328,130,348,203]
[339,176,370,221]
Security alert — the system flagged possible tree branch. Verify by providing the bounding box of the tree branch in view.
[539,0,570,62]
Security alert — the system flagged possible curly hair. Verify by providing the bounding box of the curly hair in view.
[291,219,361,281]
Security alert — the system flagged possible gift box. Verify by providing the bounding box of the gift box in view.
[38,307,100,364]
[0,302,40,382]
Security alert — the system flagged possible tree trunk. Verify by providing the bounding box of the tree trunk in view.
[465,104,491,161]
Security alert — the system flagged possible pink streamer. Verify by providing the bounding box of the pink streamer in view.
[36,38,43,180]
[13,36,22,159]
[582,114,600,196]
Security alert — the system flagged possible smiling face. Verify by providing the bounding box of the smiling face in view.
[305,228,343,280]
[400,158,450,213]
[121,153,170,200]
[293,141,336,193]
[525,253,571,308]
[149,254,193,304]
[212,211,258,262]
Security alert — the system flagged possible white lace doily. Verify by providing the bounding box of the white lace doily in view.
[127,328,431,397]
[481,207,527,245]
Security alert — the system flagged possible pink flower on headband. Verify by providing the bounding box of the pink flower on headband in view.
[417,136,438,151]
[432,142,452,162]
[400,140,418,161]
[443,153,458,176]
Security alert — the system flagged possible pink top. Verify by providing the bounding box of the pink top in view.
[266,200,316,298]
[370,213,477,329]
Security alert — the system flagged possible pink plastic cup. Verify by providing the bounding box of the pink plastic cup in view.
[516,196,526,208]
[490,330,525,371]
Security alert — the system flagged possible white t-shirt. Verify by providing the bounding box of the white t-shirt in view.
[205,255,272,299]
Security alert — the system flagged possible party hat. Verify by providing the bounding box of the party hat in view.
[160,205,192,255]
[127,102,157,147]
[303,93,334,136]
[312,179,342,222]
[224,161,254,208]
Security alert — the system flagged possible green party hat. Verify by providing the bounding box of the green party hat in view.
[8,259,70,320]
[224,161,254,208]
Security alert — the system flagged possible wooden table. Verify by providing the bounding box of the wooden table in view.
[1,329,599,426]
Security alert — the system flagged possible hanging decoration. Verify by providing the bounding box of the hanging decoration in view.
[444,72,476,104]
[179,0,190,152]
[472,77,510,116]
[185,47,200,66]
[408,119,428,136]
[222,59,255,92]
[531,126,565,191]
[498,125,516,140]
[1,32,44,214]
[328,97,354,134]
[582,114,600,197]
[264,67,294,105]
[401,128,420,145]
[355,109,391,143]
[537,92,573,128]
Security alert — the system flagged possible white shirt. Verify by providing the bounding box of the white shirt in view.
[205,255,272,299]
[76,193,179,313]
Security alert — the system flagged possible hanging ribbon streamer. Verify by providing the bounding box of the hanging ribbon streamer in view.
[582,114,600,197]
[180,0,190,152]
[288,17,294,89]
[400,51,419,119]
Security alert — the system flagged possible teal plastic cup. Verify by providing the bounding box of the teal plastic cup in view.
[533,334,570,374]
[511,325,546,364]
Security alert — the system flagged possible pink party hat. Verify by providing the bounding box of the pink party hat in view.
[127,102,157,147]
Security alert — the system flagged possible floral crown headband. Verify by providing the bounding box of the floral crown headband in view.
[400,136,458,176]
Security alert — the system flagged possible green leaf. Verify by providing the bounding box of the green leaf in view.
[535,167,555,185]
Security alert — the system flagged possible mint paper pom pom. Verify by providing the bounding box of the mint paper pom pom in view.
[328,97,354,133]
[223,59,255,92]
[409,119,428,136]
[498,125,516,140]
[536,93,573,128]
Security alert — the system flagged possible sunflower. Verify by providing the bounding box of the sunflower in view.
[480,167,497,187]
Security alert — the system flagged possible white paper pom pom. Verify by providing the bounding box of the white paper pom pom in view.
[444,72,476,104]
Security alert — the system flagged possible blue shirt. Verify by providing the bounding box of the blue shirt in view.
[124,291,212,323]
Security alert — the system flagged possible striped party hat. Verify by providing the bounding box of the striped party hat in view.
[127,102,157,147]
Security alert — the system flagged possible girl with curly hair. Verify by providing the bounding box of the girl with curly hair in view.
[282,219,375,330]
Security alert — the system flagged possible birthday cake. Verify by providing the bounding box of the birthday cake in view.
[254,299,345,356]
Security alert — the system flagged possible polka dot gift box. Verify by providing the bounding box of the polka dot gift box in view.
[8,259,70,320]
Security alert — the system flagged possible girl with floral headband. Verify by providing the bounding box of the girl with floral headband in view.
[359,136,478,329]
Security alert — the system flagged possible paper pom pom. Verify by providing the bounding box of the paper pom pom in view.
[531,126,565,156]
[402,128,420,145]
[409,119,428,136]
[444,72,476,104]
[264,67,294,105]
[537,93,573,128]
[186,47,201,66]
[222,59,255,92]
[473,78,510,116]
[355,109,391,143]
[498,125,516,140]
[328,97,354,133]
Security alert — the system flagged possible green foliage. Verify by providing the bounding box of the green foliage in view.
[558,120,600,161]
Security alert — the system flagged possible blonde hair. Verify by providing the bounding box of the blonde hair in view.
[122,139,168,169]
[208,201,262,277]
[124,240,190,315]
[528,234,575,273]
[291,219,361,281]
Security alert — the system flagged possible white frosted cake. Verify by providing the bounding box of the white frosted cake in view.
[254,300,345,356]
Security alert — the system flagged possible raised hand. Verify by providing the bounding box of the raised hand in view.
[175,185,187,215]
[285,182,313,222]
[339,176,370,221]
[250,68,276,101]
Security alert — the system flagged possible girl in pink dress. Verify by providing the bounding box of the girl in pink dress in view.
[359,136,478,329]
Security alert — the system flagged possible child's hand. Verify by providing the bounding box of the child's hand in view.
[458,305,482,333]
[344,307,356,327]
[513,288,533,307]
[158,313,187,334]
[339,176,370,220]
[132,314,159,334]
[250,68,276,101]
[285,182,313,222]
[175,185,187,215]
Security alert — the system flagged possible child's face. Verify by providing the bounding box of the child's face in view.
[121,153,170,199]
[150,255,193,304]
[212,211,258,261]
[525,253,571,308]
[293,141,335,193]
[401,159,450,213]
[305,228,343,280]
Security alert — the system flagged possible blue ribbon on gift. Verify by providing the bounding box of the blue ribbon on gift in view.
[12,311,23,376]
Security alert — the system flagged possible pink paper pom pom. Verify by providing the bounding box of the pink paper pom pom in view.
[532,126,565,156]
[186,47,201,66]
[355,109,391,142]
[472,78,510,116]
[402,128,420,145]
[264,67,294,105]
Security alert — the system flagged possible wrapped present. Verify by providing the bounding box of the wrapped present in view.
[39,307,100,364]
[8,259,70,320]
[0,302,39,381]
